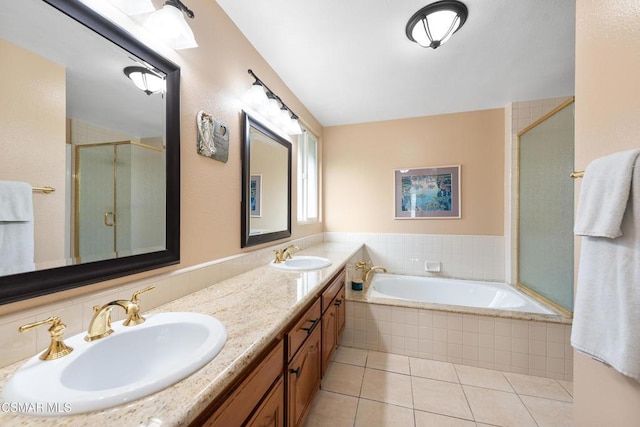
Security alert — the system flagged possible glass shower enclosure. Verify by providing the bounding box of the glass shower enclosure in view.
[74,141,165,262]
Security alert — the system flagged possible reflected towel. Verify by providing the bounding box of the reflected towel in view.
[0,181,35,275]
[571,152,640,380]
[574,148,640,238]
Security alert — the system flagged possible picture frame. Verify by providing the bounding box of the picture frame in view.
[394,165,461,219]
[250,174,262,217]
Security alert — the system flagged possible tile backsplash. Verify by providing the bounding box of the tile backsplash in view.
[0,231,507,369]
[0,233,324,369]
[325,232,505,282]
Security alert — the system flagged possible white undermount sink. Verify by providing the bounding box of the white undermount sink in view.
[3,312,227,415]
[270,255,333,271]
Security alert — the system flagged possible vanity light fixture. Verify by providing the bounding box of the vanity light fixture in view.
[123,66,166,95]
[406,0,468,49]
[144,0,197,50]
[244,69,303,135]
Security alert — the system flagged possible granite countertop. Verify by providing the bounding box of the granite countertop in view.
[0,242,362,426]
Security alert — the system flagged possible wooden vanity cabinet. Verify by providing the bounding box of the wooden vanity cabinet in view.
[247,377,285,427]
[320,270,346,376]
[199,340,284,427]
[194,267,347,427]
[285,298,322,427]
[287,322,321,427]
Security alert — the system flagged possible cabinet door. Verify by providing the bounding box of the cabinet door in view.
[203,341,283,426]
[335,286,345,338]
[321,305,337,377]
[247,376,284,427]
[287,324,321,427]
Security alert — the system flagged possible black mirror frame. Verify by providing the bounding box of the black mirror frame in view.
[241,111,292,248]
[0,0,180,305]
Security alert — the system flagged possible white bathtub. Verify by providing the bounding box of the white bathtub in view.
[367,274,553,315]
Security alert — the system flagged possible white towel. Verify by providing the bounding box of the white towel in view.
[571,152,640,380]
[574,148,640,238]
[0,181,35,275]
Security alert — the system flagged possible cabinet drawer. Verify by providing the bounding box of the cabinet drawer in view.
[246,376,284,427]
[287,299,321,361]
[321,269,345,314]
[205,340,284,427]
[287,324,321,427]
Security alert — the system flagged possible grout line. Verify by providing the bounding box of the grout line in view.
[329,347,572,426]
[458,382,477,423]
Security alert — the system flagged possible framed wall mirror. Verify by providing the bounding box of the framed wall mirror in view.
[241,112,291,247]
[0,0,180,305]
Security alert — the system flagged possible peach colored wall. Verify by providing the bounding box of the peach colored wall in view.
[0,39,66,267]
[323,109,504,235]
[0,0,322,315]
[574,0,640,425]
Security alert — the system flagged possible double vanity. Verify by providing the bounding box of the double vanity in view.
[0,242,360,426]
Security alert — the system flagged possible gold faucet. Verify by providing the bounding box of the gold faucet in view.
[355,261,388,284]
[85,286,155,342]
[273,245,300,263]
[19,316,73,360]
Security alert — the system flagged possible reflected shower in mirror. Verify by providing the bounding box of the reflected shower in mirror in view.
[241,112,291,247]
[0,0,180,304]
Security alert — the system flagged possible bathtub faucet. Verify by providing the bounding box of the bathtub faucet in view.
[364,265,387,284]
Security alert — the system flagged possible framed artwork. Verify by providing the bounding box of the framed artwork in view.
[250,174,262,217]
[394,165,461,219]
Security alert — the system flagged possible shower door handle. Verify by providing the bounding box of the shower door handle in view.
[104,212,116,227]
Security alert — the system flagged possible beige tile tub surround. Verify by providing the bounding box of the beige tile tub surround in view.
[342,300,572,381]
[304,347,573,427]
[0,241,359,426]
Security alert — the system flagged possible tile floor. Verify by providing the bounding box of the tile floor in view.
[303,347,573,427]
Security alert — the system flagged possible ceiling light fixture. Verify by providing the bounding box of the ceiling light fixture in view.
[123,66,166,95]
[144,0,197,50]
[244,69,303,135]
[406,1,468,49]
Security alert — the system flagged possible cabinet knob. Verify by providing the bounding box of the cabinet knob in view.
[289,367,301,378]
[334,299,342,307]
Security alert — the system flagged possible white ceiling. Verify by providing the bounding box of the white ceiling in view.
[0,0,164,138]
[217,0,576,127]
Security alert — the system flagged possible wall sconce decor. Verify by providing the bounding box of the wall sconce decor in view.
[144,0,197,49]
[406,1,468,49]
[244,69,303,135]
[196,111,230,163]
[123,66,166,95]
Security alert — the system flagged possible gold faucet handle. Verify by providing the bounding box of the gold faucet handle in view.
[131,285,155,303]
[19,316,73,361]
[283,245,300,259]
[122,285,156,326]
[273,249,285,263]
[355,261,371,271]
[124,285,155,326]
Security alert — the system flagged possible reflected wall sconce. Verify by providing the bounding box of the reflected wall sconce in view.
[144,0,197,49]
[123,66,166,95]
[244,69,303,135]
[406,1,468,49]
